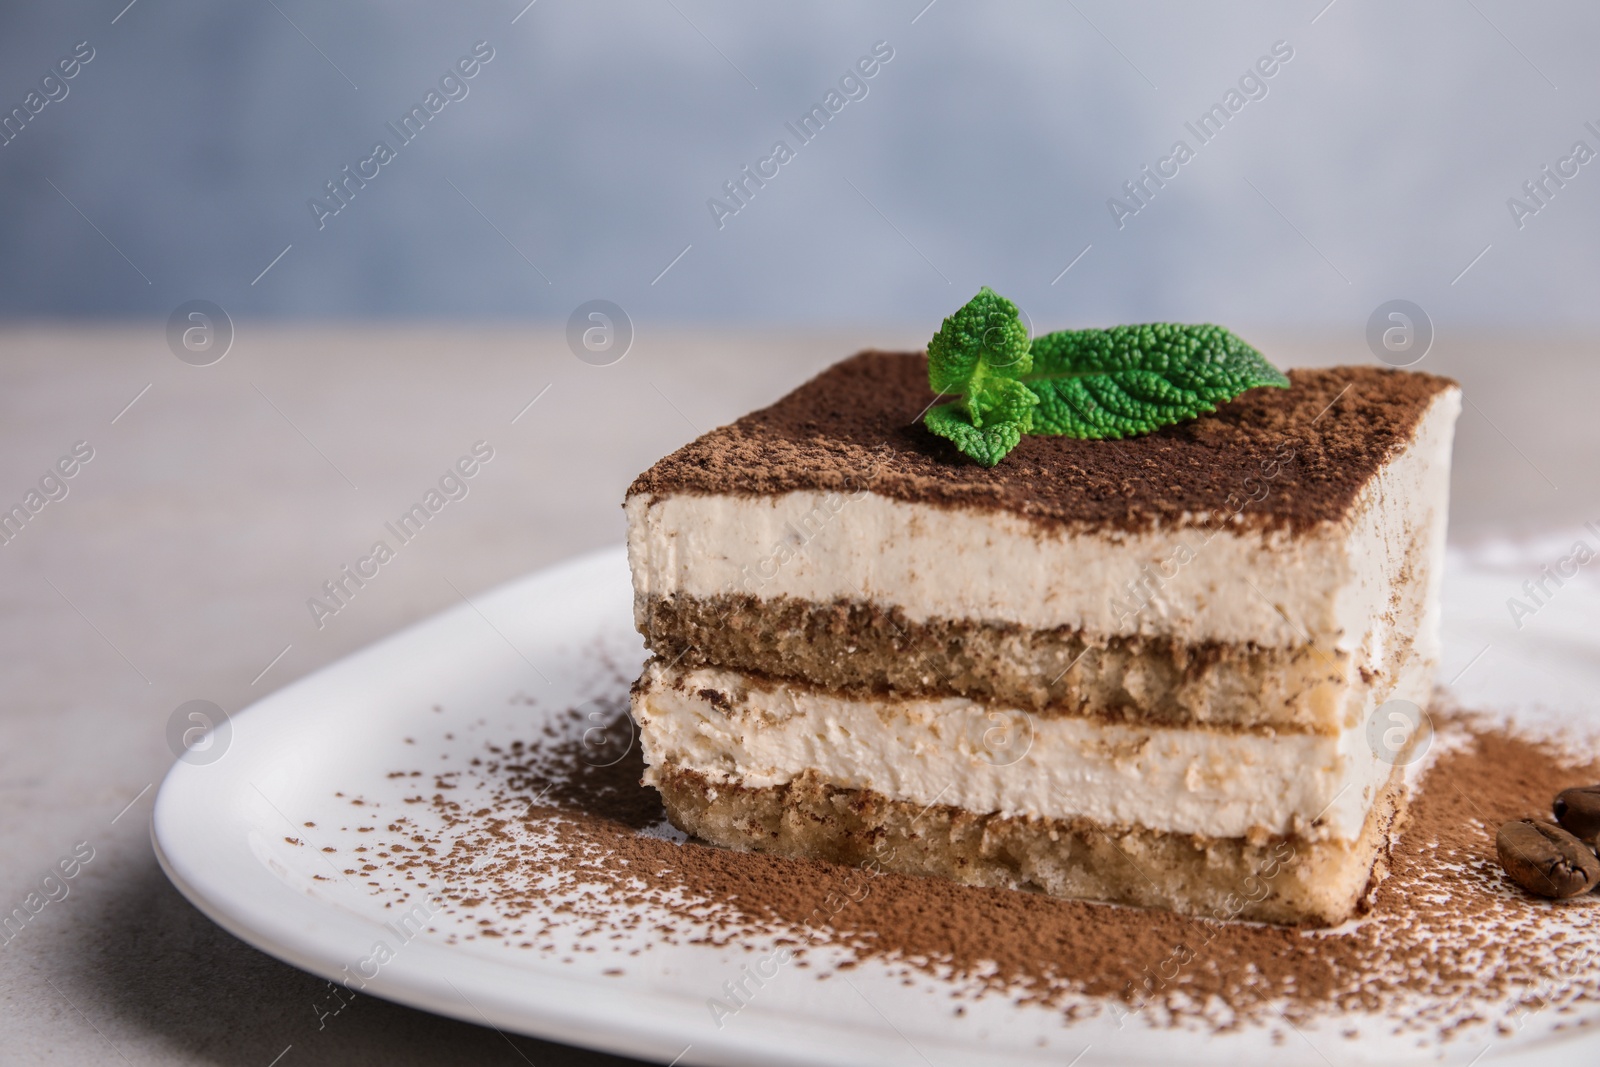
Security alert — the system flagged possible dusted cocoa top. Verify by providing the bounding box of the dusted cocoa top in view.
[626,352,1458,535]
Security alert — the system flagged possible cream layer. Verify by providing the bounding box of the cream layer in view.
[633,658,1431,844]
[625,389,1460,659]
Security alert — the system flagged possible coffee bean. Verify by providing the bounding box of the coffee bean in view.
[1553,785,1600,842]
[1496,818,1600,899]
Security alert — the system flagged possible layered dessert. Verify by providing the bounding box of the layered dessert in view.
[625,340,1460,925]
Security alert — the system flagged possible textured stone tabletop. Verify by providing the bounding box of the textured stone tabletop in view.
[0,324,1591,1065]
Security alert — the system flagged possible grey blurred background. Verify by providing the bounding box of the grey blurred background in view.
[4,4,1600,1066]
[2,0,1598,330]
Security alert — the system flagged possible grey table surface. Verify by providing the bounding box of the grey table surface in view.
[1,324,1595,1066]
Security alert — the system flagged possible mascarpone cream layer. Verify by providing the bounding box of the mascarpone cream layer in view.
[626,390,1459,653]
[634,660,1429,842]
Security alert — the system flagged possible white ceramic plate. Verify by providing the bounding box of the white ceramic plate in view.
[153,544,1600,1067]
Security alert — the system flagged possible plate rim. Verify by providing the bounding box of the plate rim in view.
[150,545,1600,1067]
[151,547,1055,1067]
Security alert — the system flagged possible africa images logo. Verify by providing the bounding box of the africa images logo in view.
[705,41,894,230]
[1106,40,1294,229]
[307,41,495,230]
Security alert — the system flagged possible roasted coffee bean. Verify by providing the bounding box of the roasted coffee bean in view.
[1496,818,1600,899]
[1553,785,1600,842]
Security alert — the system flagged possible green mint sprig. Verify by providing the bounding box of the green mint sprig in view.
[922,288,1290,466]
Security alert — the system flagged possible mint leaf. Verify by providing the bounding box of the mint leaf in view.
[925,402,1027,468]
[966,375,1037,429]
[923,287,1036,465]
[1024,324,1288,439]
[927,286,1032,396]
[919,294,1290,465]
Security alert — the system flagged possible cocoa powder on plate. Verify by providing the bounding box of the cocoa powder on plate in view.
[338,701,1600,1041]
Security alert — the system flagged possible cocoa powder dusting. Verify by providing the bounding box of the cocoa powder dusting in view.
[625,353,1458,537]
[338,701,1600,1043]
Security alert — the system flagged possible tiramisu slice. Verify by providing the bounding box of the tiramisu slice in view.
[625,342,1459,925]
